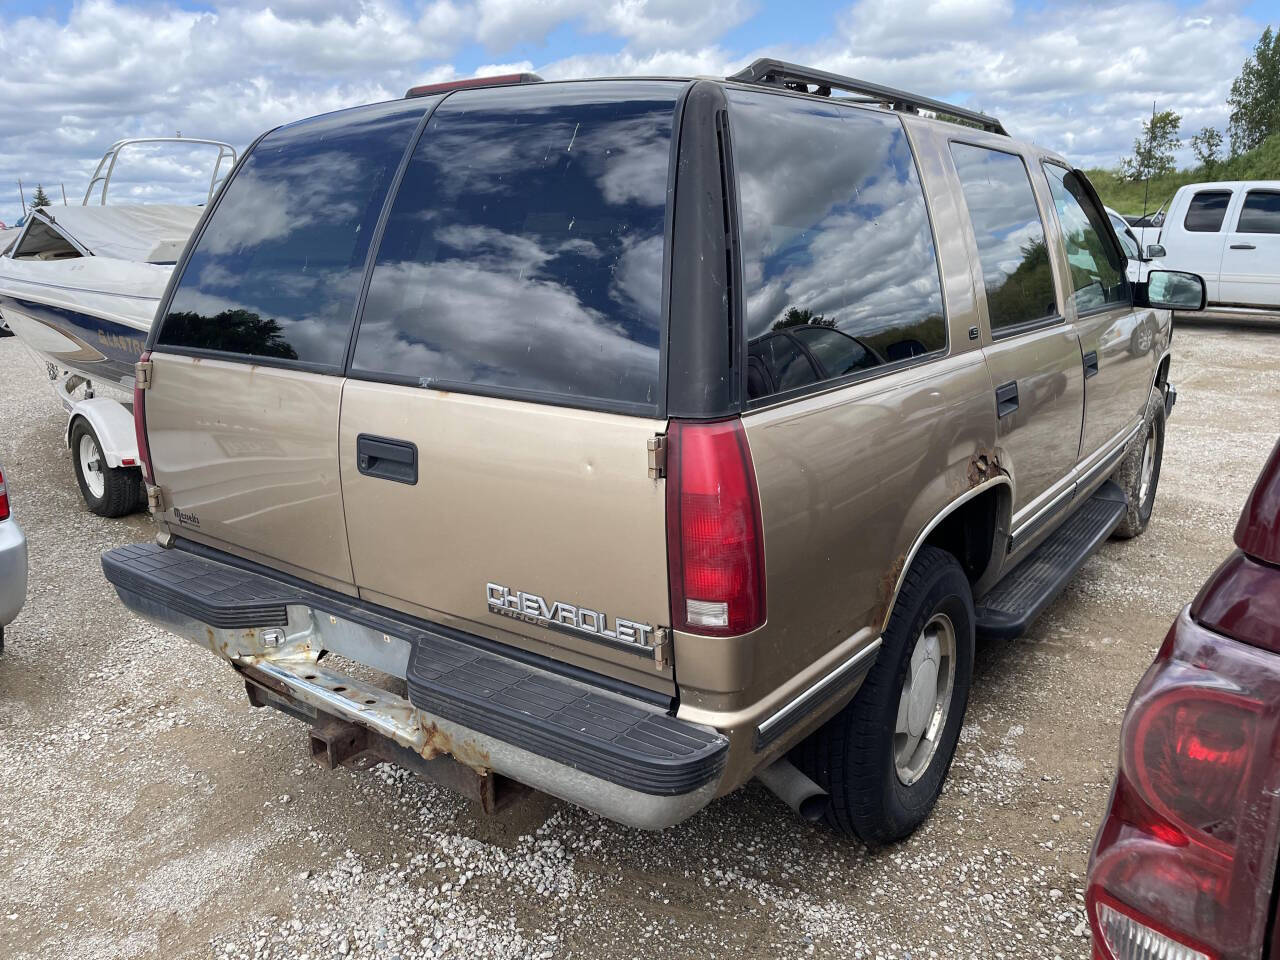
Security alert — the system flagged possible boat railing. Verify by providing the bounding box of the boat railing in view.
[82,138,238,206]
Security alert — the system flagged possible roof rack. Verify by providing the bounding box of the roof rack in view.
[726,59,1007,137]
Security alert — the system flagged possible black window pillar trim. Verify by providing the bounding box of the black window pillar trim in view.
[665,80,742,420]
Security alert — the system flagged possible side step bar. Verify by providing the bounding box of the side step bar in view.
[975,480,1127,640]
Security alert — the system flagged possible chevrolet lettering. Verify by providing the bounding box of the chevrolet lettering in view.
[486,582,656,654]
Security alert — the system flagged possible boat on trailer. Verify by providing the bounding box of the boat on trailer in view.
[0,138,236,515]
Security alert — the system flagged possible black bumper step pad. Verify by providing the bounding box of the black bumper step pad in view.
[406,636,726,796]
[102,542,291,628]
[102,542,726,796]
[975,480,1127,640]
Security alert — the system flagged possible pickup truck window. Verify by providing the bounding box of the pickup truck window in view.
[1237,191,1280,234]
[1042,164,1129,315]
[1184,190,1233,233]
[951,144,1057,333]
[157,99,428,367]
[728,88,946,403]
[349,81,679,412]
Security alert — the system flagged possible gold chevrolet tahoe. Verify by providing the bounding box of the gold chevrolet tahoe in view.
[102,61,1207,842]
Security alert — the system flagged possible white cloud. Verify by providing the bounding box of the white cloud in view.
[0,0,1267,226]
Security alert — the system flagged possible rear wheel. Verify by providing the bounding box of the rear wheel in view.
[795,545,975,845]
[1112,391,1165,540]
[70,421,143,517]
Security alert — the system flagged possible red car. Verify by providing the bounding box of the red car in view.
[1088,438,1280,960]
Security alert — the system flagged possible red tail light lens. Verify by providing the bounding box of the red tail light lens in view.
[666,418,765,636]
[0,467,9,521]
[1130,688,1258,854]
[133,351,154,484]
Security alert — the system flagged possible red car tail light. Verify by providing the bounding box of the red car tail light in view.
[1130,687,1259,854]
[1091,888,1215,960]
[0,466,9,521]
[666,418,766,636]
[133,351,154,485]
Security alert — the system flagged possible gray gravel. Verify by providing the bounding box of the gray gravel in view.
[0,322,1277,960]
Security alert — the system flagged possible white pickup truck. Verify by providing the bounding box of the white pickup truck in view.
[1133,181,1279,314]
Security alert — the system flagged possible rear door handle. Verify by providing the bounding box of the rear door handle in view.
[995,380,1019,418]
[1083,350,1099,379]
[356,434,417,485]
[1230,243,1256,250]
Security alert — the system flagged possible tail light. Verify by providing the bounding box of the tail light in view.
[133,351,154,484]
[665,418,765,636]
[1087,612,1280,960]
[0,466,9,521]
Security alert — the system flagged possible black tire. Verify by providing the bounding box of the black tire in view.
[70,420,144,517]
[0,323,13,338]
[0,625,4,654]
[1112,390,1165,540]
[795,546,975,845]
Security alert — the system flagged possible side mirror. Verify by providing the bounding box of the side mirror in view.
[1145,243,1167,260]
[1144,270,1206,311]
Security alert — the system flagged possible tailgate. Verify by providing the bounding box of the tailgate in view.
[338,384,673,693]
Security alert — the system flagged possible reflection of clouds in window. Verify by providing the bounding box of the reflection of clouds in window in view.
[160,98,427,365]
[728,89,946,356]
[351,82,678,409]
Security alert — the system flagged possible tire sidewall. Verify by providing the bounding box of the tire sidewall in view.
[1136,400,1165,524]
[868,555,975,837]
[70,421,107,512]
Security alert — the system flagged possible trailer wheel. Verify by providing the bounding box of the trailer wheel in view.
[70,420,143,517]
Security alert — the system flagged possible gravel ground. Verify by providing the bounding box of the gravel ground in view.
[0,323,1277,960]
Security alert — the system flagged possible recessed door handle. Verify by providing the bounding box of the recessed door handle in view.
[1230,243,1256,250]
[995,380,1019,418]
[1083,350,1099,379]
[356,434,417,484]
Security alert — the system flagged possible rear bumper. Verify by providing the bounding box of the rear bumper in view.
[0,517,27,626]
[101,542,727,829]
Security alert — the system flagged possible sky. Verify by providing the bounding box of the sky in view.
[0,0,1277,226]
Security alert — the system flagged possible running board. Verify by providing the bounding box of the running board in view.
[975,480,1127,640]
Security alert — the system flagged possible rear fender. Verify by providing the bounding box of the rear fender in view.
[66,398,138,469]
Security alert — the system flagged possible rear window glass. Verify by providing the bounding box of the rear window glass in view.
[728,89,946,402]
[349,81,680,412]
[1184,190,1232,233]
[156,99,428,366]
[1237,191,1280,234]
[951,144,1058,332]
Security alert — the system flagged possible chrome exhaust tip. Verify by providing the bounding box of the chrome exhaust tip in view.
[756,757,829,822]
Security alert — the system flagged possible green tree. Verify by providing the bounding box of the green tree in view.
[772,306,836,331]
[1227,26,1280,155]
[31,184,51,208]
[1120,109,1182,182]
[1190,127,1224,174]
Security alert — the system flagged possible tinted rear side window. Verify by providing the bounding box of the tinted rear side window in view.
[1238,190,1280,233]
[1184,190,1232,232]
[158,100,428,366]
[728,89,946,401]
[1042,164,1129,314]
[951,144,1058,332]
[350,81,680,412]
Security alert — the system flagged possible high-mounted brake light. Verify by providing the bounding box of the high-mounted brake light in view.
[405,73,543,99]
[133,351,154,485]
[666,419,766,636]
[0,466,9,521]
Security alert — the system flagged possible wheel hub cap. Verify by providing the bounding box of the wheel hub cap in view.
[1138,425,1156,505]
[895,612,957,786]
[79,433,105,499]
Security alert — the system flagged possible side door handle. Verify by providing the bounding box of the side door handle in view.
[1230,243,1256,250]
[356,434,418,485]
[995,380,1019,418]
[1083,350,1099,379]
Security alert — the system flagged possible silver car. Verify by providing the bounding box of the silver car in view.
[0,459,28,652]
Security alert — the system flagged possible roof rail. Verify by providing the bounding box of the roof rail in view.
[405,72,543,99]
[726,59,1007,136]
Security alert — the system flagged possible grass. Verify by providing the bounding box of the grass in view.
[1086,133,1280,217]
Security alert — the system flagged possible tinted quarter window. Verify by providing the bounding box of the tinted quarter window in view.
[1237,191,1280,233]
[951,144,1058,332]
[350,81,680,411]
[1042,164,1129,314]
[158,99,427,366]
[1183,190,1233,232]
[728,89,946,401]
